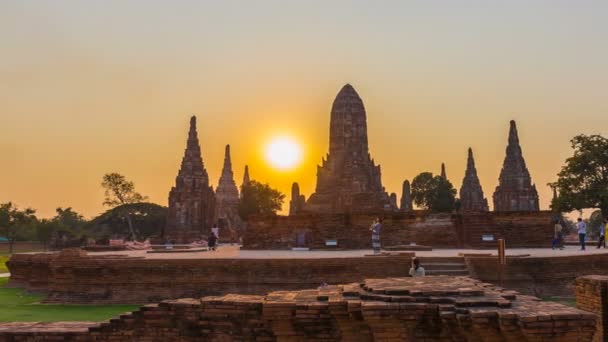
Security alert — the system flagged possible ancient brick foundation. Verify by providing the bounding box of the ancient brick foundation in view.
[244,211,556,250]
[466,254,608,298]
[576,275,608,342]
[0,276,597,341]
[7,251,413,304]
[8,249,608,304]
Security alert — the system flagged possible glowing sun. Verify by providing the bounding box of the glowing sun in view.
[265,136,303,170]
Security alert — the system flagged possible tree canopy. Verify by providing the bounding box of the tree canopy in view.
[87,202,167,241]
[550,134,608,217]
[411,172,457,212]
[0,202,37,252]
[101,173,148,239]
[238,180,285,220]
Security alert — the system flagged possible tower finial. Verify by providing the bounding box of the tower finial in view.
[242,165,250,186]
[508,120,519,145]
[441,163,447,180]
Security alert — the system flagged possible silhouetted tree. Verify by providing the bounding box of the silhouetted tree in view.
[0,202,37,253]
[87,203,167,240]
[238,181,285,220]
[411,172,457,212]
[550,135,608,217]
[101,173,147,240]
[35,207,87,250]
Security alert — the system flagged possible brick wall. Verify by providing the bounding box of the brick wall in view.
[576,275,608,342]
[466,254,608,297]
[243,211,556,250]
[0,241,46,253]
[7,250,413,304]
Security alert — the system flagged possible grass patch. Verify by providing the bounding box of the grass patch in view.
[543,296,577,308]
[0,255,9,273]
[0,277,139,322]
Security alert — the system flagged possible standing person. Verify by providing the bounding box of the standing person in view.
[552,220,564,250]
[208,232,217,251]
[211,223,220,242]
[597,218,606,249]
[577,218,587,251]
[370,218,382,255]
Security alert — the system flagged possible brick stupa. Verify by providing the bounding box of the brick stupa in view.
[165,116,216,243]
[305,84,393,213]
[400,179,413,212]
[289,182,306,216]
[215,144,242,238]
[493,120,540,212]
[459,148,489,212]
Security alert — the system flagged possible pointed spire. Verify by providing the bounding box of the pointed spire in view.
[400,180,413,212]
[223,145,233,172]
[508,120,519,146]
[165,115,216,243]
[242,165,250,186]
[459,148,489,212]
[178,115,208,182]
[493,120,539,211]
[216,144,239,199]
[440,163,447,180]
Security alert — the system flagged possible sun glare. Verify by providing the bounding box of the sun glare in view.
[265,136,303,170]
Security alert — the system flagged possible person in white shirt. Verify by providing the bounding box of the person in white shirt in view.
[577,218,587,251]
[409,257,425,277]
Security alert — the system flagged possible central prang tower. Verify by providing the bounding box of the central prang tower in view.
[305,84,392,213]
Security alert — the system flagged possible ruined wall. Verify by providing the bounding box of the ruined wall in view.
[7,251,413,304]
[244,211,556,250]
[576,275,608,342]
[466,254,608,297]
[0,276,597,342]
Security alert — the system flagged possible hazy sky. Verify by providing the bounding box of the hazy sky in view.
[1,1,608,218]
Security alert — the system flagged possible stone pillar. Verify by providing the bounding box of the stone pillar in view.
[576,275,608,342]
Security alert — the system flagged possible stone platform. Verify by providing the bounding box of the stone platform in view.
[0,276,597,341]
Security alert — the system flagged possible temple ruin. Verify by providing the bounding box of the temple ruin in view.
[215,144,243,239]
[164,116,216,243]
[305,84,394,213]
[493,120,540,212]
[459,148,489,212]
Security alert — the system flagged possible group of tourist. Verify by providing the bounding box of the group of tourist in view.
[553,218,607,251]
[369,217,425,277]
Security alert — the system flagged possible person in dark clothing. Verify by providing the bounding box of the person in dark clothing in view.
[208,232,218,251]
[597,218,607,249]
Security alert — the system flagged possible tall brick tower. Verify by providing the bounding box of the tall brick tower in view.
[493,120,539,212]
[165,116,216,242]
[215,144,242,238]
[305,84,392,213]
[459,148,489,212]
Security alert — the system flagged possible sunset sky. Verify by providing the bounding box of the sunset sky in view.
[1,1,608,218]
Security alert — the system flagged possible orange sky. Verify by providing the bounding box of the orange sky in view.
[1,1,608,218]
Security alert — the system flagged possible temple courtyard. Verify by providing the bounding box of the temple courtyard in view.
[82,245,608,259]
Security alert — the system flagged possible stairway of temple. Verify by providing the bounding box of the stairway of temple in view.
[418,257,470,276]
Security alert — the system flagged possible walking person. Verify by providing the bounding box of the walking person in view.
[597,218,606,249]
[577,218,587,251]
[370,218,382,255]
[409,257,425,277]
[552,220,564,250]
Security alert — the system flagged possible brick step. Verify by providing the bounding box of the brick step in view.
[425,269,470,276]
[422,263,468,271]
[418,257,465,263]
